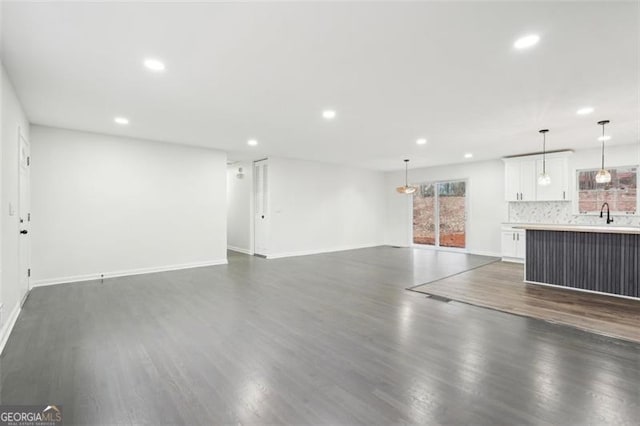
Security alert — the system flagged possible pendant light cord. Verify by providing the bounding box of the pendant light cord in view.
[539,129,548,174]
[542,132,546,174]
[601,123,606,170]
[404,159,409,186]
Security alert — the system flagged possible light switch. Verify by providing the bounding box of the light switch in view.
[8,202,15,216]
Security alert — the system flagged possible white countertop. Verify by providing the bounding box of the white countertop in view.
[511,223,640,234]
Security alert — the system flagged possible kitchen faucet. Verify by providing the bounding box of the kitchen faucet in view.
[600,202,614,224]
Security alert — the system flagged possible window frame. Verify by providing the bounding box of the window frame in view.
[410,178,470,252]
[573,164,639,216]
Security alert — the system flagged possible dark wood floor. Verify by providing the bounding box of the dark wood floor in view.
[411,261,640,343]
[1,247,639,425]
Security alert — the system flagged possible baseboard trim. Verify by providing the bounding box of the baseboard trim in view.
[227,246,253,255]
[31,259,228,287]
[468,250,503,258]
[0,300,21,356]
[266,244,382,259]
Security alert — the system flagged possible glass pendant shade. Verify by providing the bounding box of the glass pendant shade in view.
[538,172,551,186]
[396,185,417,194]
[595,169,611,184]
[397,159,416,195]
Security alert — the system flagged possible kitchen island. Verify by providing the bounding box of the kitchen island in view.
[514,224,640,299]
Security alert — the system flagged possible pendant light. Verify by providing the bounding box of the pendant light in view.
[396,159,417,194]
[595,120,611,184]
[537,129,551,186]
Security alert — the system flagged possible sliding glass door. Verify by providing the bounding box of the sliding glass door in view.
[413,180,467,249]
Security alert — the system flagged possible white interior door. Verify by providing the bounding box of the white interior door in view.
[253,159,268,255]
[18,129,31,304]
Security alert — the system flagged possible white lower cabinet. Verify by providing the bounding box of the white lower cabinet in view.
[501,227,526,262]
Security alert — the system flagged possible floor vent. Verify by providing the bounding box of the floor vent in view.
[426,294,452,303]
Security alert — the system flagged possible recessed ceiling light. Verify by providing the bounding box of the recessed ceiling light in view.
[597,135,611,141]
[576,107,594,115]
[464,153,473,159]
[416,138,427,145]
[114,117,129,125]
[144,58,166,72]
[247,139,258,146]
[322,110,336,120]
[514,34,540,49]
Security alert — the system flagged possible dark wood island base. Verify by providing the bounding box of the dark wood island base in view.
[517,225,640,299]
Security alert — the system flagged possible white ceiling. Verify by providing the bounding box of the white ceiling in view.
[1,1,638,171]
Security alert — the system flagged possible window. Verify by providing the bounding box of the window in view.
[413,180,467,248]
[576,166,637,215]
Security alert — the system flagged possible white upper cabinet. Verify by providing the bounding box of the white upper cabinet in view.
[504,162,521,201]
[504,158,537,201]
[519,160,537,201]
[504,151,572,202]
[535,157,570,201]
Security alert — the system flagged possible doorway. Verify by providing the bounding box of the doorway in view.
[18,127,31,305]
[253,159,268,256]
[412,179,467,250]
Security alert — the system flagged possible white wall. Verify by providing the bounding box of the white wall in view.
[1,64,30,338]
[226,161,253,254]
[266,157,386,258]
[384,159,506,256]
[30,126,228,285]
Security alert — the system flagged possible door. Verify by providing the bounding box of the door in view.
[413,180,467,250]
[438,181,466,248]
[18,128,31,304]
[501,231,517,258]
[536,157,567,201]
[253,159,268,255]
[515,231,526,259]
[412,183,436,245]
[519,160,537,201]
[504,161,521,201]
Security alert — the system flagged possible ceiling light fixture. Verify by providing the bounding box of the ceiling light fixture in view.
[464,153,473,159]
[144,58,166,72]
[595,120,611,184]
[576,107,594,115]
[597,135,611,141]
[416,138,427,145]
[537,129,551,186]
[322,110,336,120]
[247,139,258,146]
[396,159,417,195]
[114,117,129,125]
[514,34,540,49]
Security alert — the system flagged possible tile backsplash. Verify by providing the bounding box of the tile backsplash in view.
[508,201,640,226]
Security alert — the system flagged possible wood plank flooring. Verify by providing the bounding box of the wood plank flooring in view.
[410,261,640,343]
[1,247,639,425]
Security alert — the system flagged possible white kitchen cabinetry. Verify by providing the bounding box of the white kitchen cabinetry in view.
[535,157,570,201]
[501,226,526,263]
[504,159,537,201]
[504,151,571,202]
